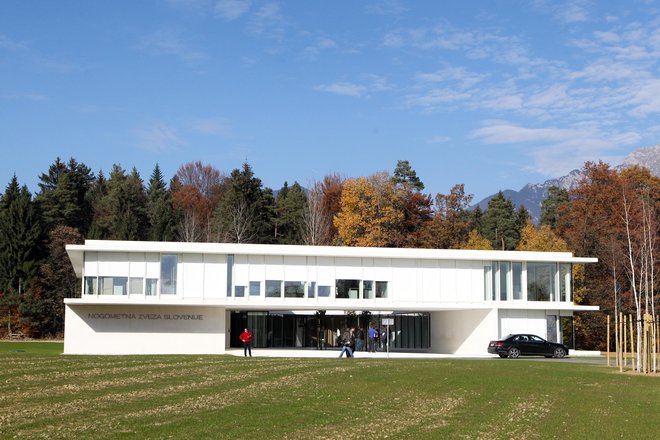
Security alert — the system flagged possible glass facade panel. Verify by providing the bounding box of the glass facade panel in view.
[84,277,97,295]
[235,286,246,297]
[249,281,261,297]
[284,281,305,298]
[546,315,558,342]
[363,280,374,299]
[100,277,127,295]
[499,262,510,301]
[160,254,177,295]
[527,262,556,301]
[226,255,234,297]
[129,277,143,295]
[559,263,572,302]
[561,316,574,349]
[376,281,388,298]
[336,279,360,299]
[483,266,492,300]
[145,278,158,296]
[266,280,282,298]
[491,262,499,300]
[318,285,331,297]
[512,262,522,300]
[307,281,316,298]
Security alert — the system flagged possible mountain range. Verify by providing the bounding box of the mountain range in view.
[473,145,660,222]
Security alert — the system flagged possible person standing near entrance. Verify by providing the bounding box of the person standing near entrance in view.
[368,325,378,352]
[239,328,253,357]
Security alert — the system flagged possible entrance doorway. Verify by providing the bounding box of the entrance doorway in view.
[230,311,431,351]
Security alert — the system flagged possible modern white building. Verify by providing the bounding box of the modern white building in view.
[64,240,598,355]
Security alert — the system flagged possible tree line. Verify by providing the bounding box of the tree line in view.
[0,158,657,351]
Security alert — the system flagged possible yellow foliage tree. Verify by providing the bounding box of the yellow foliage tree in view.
[516,220,568,252]
[334,173,404,247]
[464,229,494,250]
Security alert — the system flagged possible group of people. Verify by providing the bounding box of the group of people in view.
[337,324,389,358]
[240,324,391,359]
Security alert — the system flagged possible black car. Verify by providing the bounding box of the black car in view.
[488,334,568,358]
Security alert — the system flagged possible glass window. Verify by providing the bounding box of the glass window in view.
[512,263,522,300]
[363,280,374,299]
[376,281,388,298]
[499,262,510,301]
[235,286,246,297]
[307,281,316,298]
[100,277,127,295]
[266,280,282,298]
[559,264,572,302]
[483,266,492,301]
[249,281,261,297]
[527,263,556,301]
[318,285,331,297]
[145,278,158,296]
[336,279,360,299]
[129,277,143,295]
[284,281,305,298]
[492,262,499,300]
[84,277,97,295]
[160,254,177,295]
[226,255,234,297]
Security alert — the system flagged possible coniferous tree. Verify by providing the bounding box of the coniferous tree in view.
[147,164,177,241]
[540,186,569,230]
[0,176,43,293]
[88,170,110,239]
[480,191,518,250]
[392,159,425,191]
[37,158,94,235]
[274,181,307,244]
[216,162,274,243]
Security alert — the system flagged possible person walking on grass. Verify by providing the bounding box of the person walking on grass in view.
[239,328,253,357]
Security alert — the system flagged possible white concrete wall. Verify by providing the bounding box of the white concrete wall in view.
[64,304,226,355]
[499,309,547,339]
[429,308,498,355]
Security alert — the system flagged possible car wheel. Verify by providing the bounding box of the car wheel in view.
[553,347,566,358]
[498,354,507,358]
[508,347,520,359]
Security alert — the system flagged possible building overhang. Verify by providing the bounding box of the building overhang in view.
[66,240,599,278]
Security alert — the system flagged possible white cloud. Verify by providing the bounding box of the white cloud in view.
[0,34,28,51]
[248,2,286,39]
[3,91,48,101]
[426,135,451,144]
[315,82,366,97]
[135,124,184,152]
[137,30,207,63]
[214,0,251,20]
[364,0,407,16]
[470,120,638,176]
[189,118,231,135]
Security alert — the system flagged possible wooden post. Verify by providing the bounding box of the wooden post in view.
[629,314,635,369]
[607,315,611,367]
[615,313,619,367]
[619,312,623,373]
[624,314,628,368]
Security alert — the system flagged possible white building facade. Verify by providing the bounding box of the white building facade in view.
[64,240,598,355]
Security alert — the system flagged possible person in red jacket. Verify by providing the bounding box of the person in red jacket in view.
[239,328,253,357]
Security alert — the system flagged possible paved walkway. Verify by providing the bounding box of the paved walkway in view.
[227,348,601,360]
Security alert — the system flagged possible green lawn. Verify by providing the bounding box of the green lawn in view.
[0,342,657,439]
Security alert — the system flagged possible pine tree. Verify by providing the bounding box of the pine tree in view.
[392,160,424,191]
[540,186,569,230]
[480,191,518,250]
[215,162,274,243]
[274,181,307,244]
[37,157,94,235]
[147,164,177,241]
[0,177,43,292]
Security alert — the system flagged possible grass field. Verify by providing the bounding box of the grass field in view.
[0,342,658,439]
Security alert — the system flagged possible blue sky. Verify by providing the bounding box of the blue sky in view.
[2,0,659,201]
